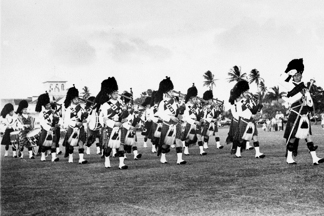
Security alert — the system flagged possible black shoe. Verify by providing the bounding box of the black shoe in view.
[218,146,224,149]
[79,160,88,164]
[119,165,128,169]
[255,154,265,159]
[200,152,207,156]
[235,155,241,158]
[135,154,142,160]
[177,160,187,165]
[30,156,35,159]
[53,157,59,162]
[57,151,62,155]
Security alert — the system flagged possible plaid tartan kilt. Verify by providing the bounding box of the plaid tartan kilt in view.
[86,128,101,146]
[142,121,153,136]
[159,123,182,146]
[18,130,32,148]
[202,122,215,137]
[284,105,312,139]
[233,118,258,142]
[65,126,86,147]
[180,123,195,141]
[213,121,218,133]
[1,128,14,145]
[101,127,112,148]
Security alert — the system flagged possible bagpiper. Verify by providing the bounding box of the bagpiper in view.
[280,58,324,165]
[63,86,88,164]
[156,77,186,165]
[35,92,59,162]
[97,77,128,169]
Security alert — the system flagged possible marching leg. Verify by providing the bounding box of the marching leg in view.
[286,139,296,164]
[203,136,209,149]
[198,141,207,156]
[254,141,265,158]
[78,148,88,164]
[28,147,34,159]
[68,146,73,163]
[245,141,253,150]
[133,146,142,160]
[234,141,242,158]
[12,147,17,158]
[51,148,59,162]
[143,137,148,148]
[215,136,223,149]
[160,153,167,164]
[307,142,324,165]
[184,141,190,155]
[176,147,186,165]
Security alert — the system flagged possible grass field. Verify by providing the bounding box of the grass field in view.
[1,125,324,216]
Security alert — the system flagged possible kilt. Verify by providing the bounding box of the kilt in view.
[228,118,239,142]
[64,126,86,146]
[142,121,153,137]
[202,122,214,137]
[181,122,193,141]
[195,124,202,135]
[1,128,14,145]
[233,118,258,142]
[213,121,218,133]
[284,103,312,139]
[120,127,128,143]
[100,127,113,148]
[159,122,182,146]
[19,129,32,148]
[86,128,101,146]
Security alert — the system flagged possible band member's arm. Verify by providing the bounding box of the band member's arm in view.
[148,108,159,123]
[63,107,79,128]
[39,112,52,131]
[99,103,116,128]
[156,101,170,122]
[183,106,196,125]
[237,100,252,119]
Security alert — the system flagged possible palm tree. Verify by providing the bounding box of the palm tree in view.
[249,69,264,86]
[82,86,90,99]
[267,86,286,102]
[227,66,247,83]
[203,70,217,90]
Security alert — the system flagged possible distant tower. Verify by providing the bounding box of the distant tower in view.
[43,76,68,100]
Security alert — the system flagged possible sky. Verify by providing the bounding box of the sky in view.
[1,0,324,109]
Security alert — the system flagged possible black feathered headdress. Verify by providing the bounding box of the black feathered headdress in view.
[229,80,249,104]
[142,97,152,107]
[203,90,213,101]
[185,83,198,103]
[16,100,28,115]
[94,77,119,106]
[284,58,304,82]
[158,76,174,94]
[35,92,50,112]
[64,85,79,108]
[1,103,14,118]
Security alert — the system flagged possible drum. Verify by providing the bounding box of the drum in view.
[88,111,101,131]
[26,128,41,147]
[10,131,20,148]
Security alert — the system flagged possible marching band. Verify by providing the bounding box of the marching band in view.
[1,58,324,167]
